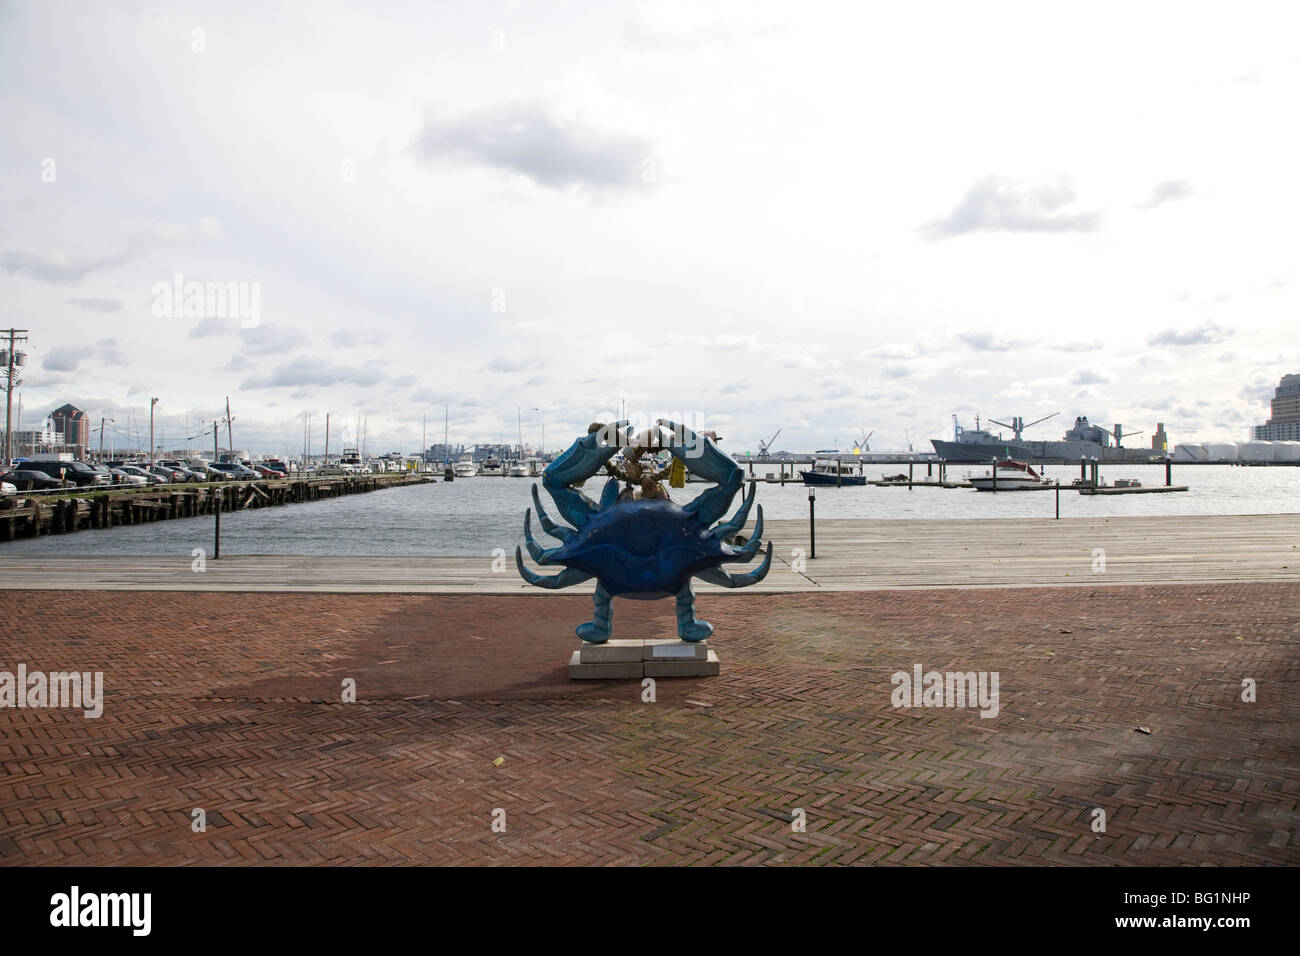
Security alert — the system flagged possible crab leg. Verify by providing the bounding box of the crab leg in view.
[531,484,575,543]
[576,583,614,643]
[695,542,773,588]
[514,547,593,589]
[674,581,714,642]
[722,521,764,561]
[658,418,742,527]
[523,509,562,564]
[542,420,632,528]
[712,487,759,541]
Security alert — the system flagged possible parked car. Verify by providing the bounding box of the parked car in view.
[206,462,251,479]
[116,464,165,484]
[263,459,290,476]
[146,466,186,483]
[252,463,282,478]
[18,459,110,487]
[0,469,63,491]
[0,480,15,495]
[109,467,148,486]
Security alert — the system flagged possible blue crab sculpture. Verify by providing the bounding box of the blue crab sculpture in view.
[516,419,772,643]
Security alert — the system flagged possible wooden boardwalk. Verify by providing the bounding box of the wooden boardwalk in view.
[1,514,1295,592]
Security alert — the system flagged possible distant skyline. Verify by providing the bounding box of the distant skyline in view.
[3,1,1299,455]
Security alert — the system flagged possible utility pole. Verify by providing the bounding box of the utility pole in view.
[224,397,234,459]
[444,404,448,465]
[2,328,29,467]
[324,412,330,467]
[98,417,106,460]
[422,413,426,473]
[149,397,159,467]
[213,420,221,559]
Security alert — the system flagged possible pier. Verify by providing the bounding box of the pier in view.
[0,474,431,541]
[2,514,1294,592]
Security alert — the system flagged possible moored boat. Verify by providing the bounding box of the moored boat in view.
[800,458,867,486]
[968,459,1052,491]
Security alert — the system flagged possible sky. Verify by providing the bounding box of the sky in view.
[2,0,1298,457]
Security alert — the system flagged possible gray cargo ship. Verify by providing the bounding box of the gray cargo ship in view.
[930,414,1157,463]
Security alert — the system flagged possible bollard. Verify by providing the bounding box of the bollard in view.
[214,487,222,559]
[808,486,817,559]
[1165,456,1172,487]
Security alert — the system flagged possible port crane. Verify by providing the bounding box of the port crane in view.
[988,412,1058,441]
[1107,424,1143,448]
[757,427,782,459]
[851,429,873,454]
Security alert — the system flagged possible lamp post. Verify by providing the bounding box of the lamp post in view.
[808,485,816,560]
[149,397,159,468]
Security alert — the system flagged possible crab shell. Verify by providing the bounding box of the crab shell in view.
[547,498,732,599]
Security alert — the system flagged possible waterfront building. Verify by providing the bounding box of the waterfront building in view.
[1253,373,1300,441]
[1151,423,1168,453]
[50,404,89,452]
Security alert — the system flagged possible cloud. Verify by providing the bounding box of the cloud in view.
[881,363,912,379]
[483,356,530,373]
[1146,321,1234,346]
[1137,178,1194,210]
[239,323,302,355]
[3,249,132,283]
[624,6,787,50]
[247,356,385,389]
[1071,368,1111,385]
[921,175,1101,240]
[187,317,238,339]
[40,338,123,372]
[413,90,660,192]
[957,331,1027,352]
[42,345,95,372]
[1053,339,1103,353]
[328,328,389,348]
[67,297,122,313]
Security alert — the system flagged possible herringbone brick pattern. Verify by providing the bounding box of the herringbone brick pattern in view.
[1,585,1296,865]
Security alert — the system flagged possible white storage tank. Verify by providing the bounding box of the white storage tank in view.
[1274,441,1300,462]
[1238,440,1275,462]
[1204,442,1239,461]
[1174,442,1208,461]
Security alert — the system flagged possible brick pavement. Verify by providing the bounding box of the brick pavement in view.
[1,584,1296,865]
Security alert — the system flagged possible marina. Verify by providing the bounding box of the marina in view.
[0,463,1293,558]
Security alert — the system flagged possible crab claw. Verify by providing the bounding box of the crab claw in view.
[515,547,593,589]
[712,484,757,540]
[696,542,773,588]
[544,420,632,487]
[524,509,562,564]
[542,420,633,528]
[532,484,575,542]
[722,509,764,561]
[658,418,742,526]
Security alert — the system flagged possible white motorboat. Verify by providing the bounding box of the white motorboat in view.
[453,455,477,478]
[967,459,1053,491]
[506,461,529,477]
[479,457,504,477]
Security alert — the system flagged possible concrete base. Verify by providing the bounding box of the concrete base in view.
[568,639,719,679]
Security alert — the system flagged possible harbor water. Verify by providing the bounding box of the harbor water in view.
[2,464,1296,557]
